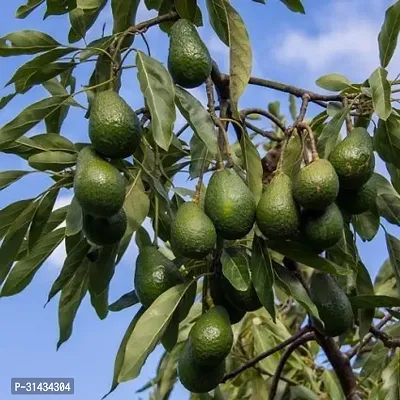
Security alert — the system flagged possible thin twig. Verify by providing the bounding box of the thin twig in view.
[295,93,311,125]
[299,123,319,162]
[244,121,282,141]
[370,327,400,348]
[240,108,286,132]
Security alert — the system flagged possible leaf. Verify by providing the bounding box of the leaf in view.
[45,0,76,17]
[112,0,140,34]
[0,199,34,240]
[369,67,392,120]
[357,261,375,340]
[375,114,400,169]
[0,170,32,191]
[65,197,82,236]
[189,134,212,179]
[30,133,76,152]
[136,51,176,151]
[57,259,89,349]
[103,307,145,399]
[0,30,60,57]
[289,94,297,122]
[352,208,380,242]
[221,247,250,291]
[350,295,400,308]
[118,281,196,382]
[28,151,77,172]
[0,95,70,148]
[16,0,45,18]
[250,236,275,321]
[316,73,352,92]
[386,233,400,296]
[124,178,150,232]
[109,290,139,312]
[322,370,343,400]
[361,341,390,383]
[89,284,109,320]
[280,0,305,13]
[174,86,218,156]
[175,0,197,20]
[387,163,400,195]
[378,1,400,68]
[281,132,302,179]
[29,188,59,250]
[267,240,349,275]
[135,226,152,250]
[382,349,400,399]
[0,228,65,297]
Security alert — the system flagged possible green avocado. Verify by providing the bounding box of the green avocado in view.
[310,271,354,337]
[178,342,225,393]
[256,173,300,239]
[89,91,141,159]
[301,203,344,253]
[83,208,127,245]
[73,146,125,217]
[337,177,377,215]
[188,306,233,367]
[329,127,375,189]
[168,19,212,88]
[205,169,256,240]
[293,159,339,210]
[170,202,216,260]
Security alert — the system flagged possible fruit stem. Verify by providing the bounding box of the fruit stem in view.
[193,150,208,205]
[343,97,354,135]
[300,123,319,162]
[153,193,159,248]
[202,274,209,314]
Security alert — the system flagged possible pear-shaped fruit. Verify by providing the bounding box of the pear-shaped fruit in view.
[293,159,339,210]
[301,203,344,253]
[170,202,216,259]
[74,146,125,217]
[205,169,256,240]
[83,208,127,245]
[89,91,141,159]
[329,127,375,189]
[168,19,212,88]
[256,173,300,239]
[188,306,233,367]
[310,272,354,337]
[337,177,377,215]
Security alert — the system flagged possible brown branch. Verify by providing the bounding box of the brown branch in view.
[370,326,400,348]
[221,326,312,383]
[240,108,286,132]
[127,11,179,34]
[269,332,316,399]
[244,121,282,141]
[295,94,311,125]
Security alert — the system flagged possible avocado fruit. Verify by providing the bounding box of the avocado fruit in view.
[256,173,300,239]
[83,208,127,245]
[293,159,339,210]
[337,178,377,215]
[329,127,375,189]
[168,19,212,88]
[170,202,216,259]
[310,271,354,337]
[301,203,344,253]
[178,342,225,393]
[89,91,141,159]
[188,306,233,367]
[74,146,125,217]
[205,169,256,240]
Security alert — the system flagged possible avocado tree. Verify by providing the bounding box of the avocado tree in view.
[1,0,400,399]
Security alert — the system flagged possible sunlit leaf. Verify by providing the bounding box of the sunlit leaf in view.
[124,177,150,232]
[381,349,400,398]
[350,295,400,308]
[369,67,392,120]
[221,247,250,292]
[280,0,305,14]
[16,0,45,18]
[375,114,400,169]
[0,170,32,191]
[385,232,400,296]
[28,151,77,172]
[378,1,400,67]
[316,73,351,92]
[65,197,82,236]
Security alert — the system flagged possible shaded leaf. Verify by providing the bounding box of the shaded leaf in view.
[379,1,400,68]
[0,170,32,191]
[375,114,400,169]
[0,199,34,239]
[350,295,400,308]
[112,0,140,35]
[381,349,400,399]
[65,197,82,236]
[221,247,250,291]
[361,341,390,383]
[175,0,197,20]
[189,134,212,179]
[16,0,45,18]
[124,178,150,232]
[28,151,77,172]
[316,73,351,92]
[281,131,302,179]
[89,285,109,320]
[322,370,343,400]
[386,232,400,296]
[280,0,305,13]
[369,67,392,120]
[109,290,139,312]
[352,207,380,242]
[135,226,152,250]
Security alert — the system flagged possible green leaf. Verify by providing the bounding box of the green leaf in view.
[89,285,109,320]
[250,236,275,321]
[352,208,380,242]
[350,295,400,308]
[109,290,139,312]
[57,259,89,349]
[136,51,176,151]
[0,170,32,191]
[0,95,70,148]
[16,0,45,18]
[322,370,343,400]
[135,226,152,250]
[387,163,400,195]
[375,259,398,297]
[65,197,82,236]
[378,1,400,68]
[29,188,59,250]
[280,0,305,13]
[281,132,302,179]
[124,178,150,232]
[189,134,212,179]
[385,232,400,296]
[375,114,400,169]
[382,349,400,398]
[316,73,351,92]
[361,341,390,383]
[0,199,34,240]
[0,228,65,297]
[0,30,60,57]
[45,0,76,17]
[221,247,250,292]
[103,307,145,399]
[289,94,297,122]
[30,133,76,152]
[175,0,197,20]
[369,67,392,120]
[118,281,196,382]
[28,151,77,172]
[47,238,90,304]
[112,0,140,34]
[174,86,218,157]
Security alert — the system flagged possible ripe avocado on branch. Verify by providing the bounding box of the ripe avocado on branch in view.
[168,19,212,88]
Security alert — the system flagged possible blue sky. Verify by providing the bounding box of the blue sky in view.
[0,0,399,399]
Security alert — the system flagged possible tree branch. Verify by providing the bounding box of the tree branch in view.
[221,326,312,383]
[244,121,282,141]
[269,332,316,399]
[370,326,400,348]
[127,11,179,34]
[240,108,286,132]
[295,94,311,125]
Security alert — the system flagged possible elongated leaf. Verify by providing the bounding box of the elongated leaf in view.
[57,259,89,349]
[174,86,217,156]
[29,188,59,250]
[281,132,302,179]
[16,0,45,18]
[124,178,150,232]
[65,197,82,236]
[89,285,109,320]
[175,0,196,20]
[0,30,60,57]
[0,228,65,297]
[361,341,390,383]
[30,133,76,152]
[357,261,375,339]
[250,236,275,321]
[45,0,76,17]
[316,73,351,92]
[28,151,77,172]
[112,0,140,34]
[189,134,212,179]
[350,295,400,308]
[118,281,195,382]
[109,290,139,312]
[386,232,400,296]
[375,114,400,169]
[379,1,400,68]
[0,199,34,239]
[322,370,343,400]
[382,349,400,398]
[0,170,32,191]
[136,51,176,151]
[280,0,305,13]
[369,67,392,120]
[352,208,380,242]
[221,247,250,291]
